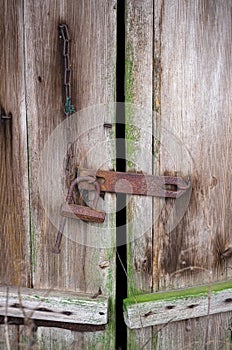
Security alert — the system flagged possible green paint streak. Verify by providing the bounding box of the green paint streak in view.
[124,280,232,308]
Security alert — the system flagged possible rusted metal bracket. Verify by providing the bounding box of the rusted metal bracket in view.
[79,169,191,199]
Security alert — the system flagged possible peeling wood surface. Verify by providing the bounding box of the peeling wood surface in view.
[0,286,109,326]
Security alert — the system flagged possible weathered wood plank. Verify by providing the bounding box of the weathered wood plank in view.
[0,325,19,350]
[152,0,232,349]
[0,286,108,326]
[0,0,30,287]
[124,281,232,328]
[155,312,232,350]
[125,0,232,348]
[156,0,232,289]
[24,0,116,347]
[125,0,154,348]
[0,0,30,346]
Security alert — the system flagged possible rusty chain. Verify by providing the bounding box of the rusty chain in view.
[59,24,75,117]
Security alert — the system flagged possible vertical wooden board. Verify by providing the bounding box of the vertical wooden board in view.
[24,0,116,348]
[0,0,30,286]
[156,0,232,289]
[0,0,30,346]
[0,325,20,349]
[156,312,232,350]
[125,0,153,348]
[154,0,232,349]
[20,327,75,349]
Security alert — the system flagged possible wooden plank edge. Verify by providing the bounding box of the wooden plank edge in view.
[0,286,108,326]
[124,279,232,306]
[123,285,232,329]
[0,316,106,332]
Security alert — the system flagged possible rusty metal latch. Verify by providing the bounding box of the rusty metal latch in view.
[78,169,191,199]
[53,170,190,254]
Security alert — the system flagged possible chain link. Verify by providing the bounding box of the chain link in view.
[59,24,75,117]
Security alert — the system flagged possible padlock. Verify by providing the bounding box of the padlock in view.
[53,175,105,254]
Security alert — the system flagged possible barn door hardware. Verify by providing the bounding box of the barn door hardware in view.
[78,168,191,199]
[0,106,12,120]
[53,168,190,253]
[53,175,106,254]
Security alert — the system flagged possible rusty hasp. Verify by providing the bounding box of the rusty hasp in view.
[53,176,106,254]
[79,169,191,199]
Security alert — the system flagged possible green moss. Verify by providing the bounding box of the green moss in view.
[124,279,232,309]
[125,43,134,103]
[125,44,144,171]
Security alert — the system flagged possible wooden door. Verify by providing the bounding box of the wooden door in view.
[1,0,232,349]
[0,0,116,348]
[124,0,232,349]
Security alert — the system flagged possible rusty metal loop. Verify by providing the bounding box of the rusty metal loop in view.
[66,176,100,209]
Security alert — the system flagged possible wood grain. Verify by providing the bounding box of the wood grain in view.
[156,0,232,290]
[0,0,30,346]
[125,0,154,348]
[124,288,232,329]
[125,0,232,349]
[153,0,232,349]
[24,0,117,347]
[0,285,109,326]
[0,0,30,287]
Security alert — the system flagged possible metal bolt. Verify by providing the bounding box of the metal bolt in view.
[103,123,112,129]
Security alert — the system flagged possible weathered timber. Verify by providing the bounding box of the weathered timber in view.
[124,280,232,329]
[0,286,108,327]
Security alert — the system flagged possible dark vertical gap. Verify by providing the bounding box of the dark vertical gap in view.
[151,0,155,296]
[116,0,127,349]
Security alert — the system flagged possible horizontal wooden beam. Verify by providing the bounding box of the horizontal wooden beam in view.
[0,286,108,329]
[123,280,232,329]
